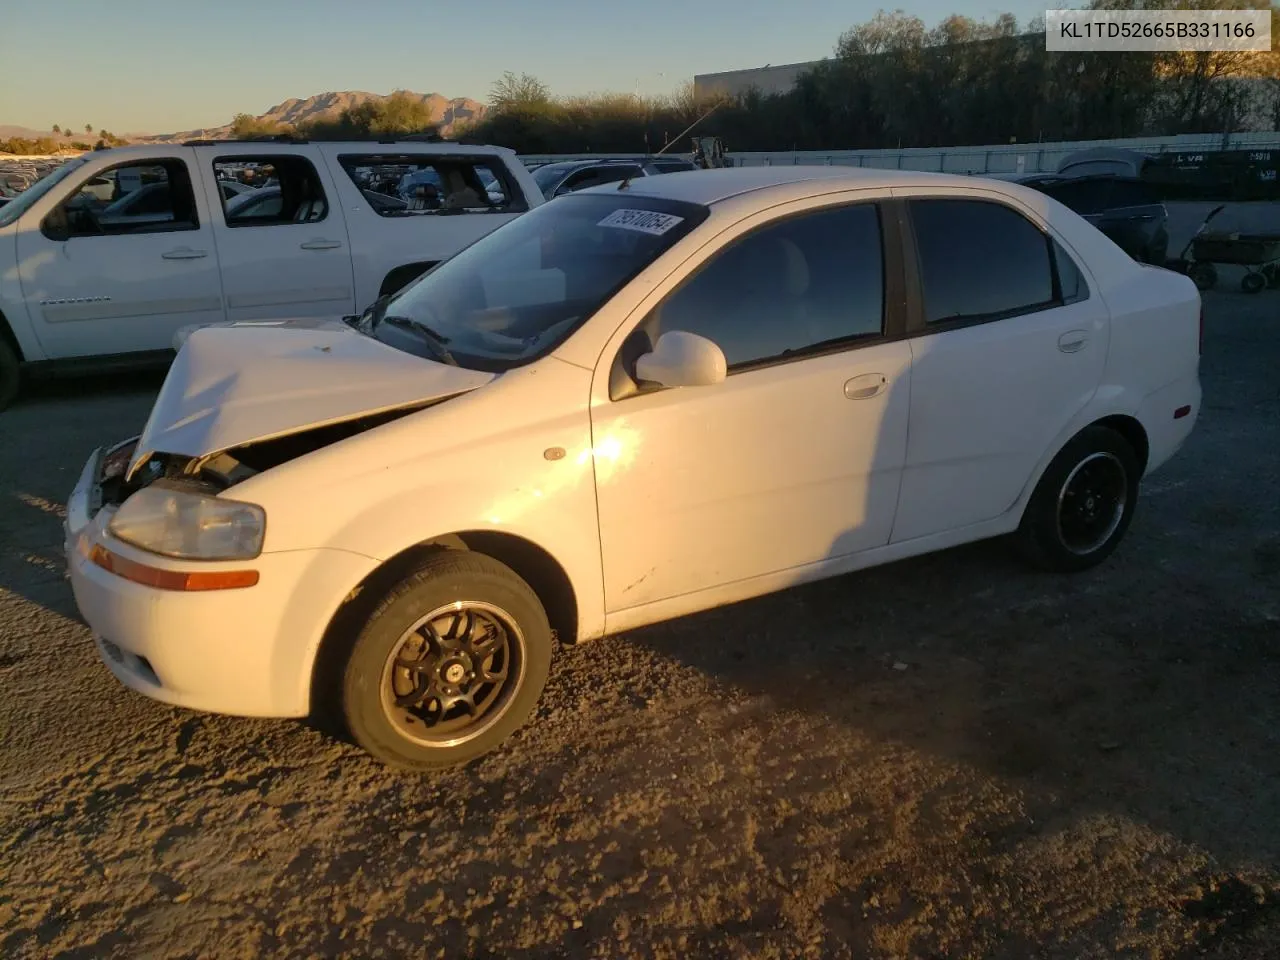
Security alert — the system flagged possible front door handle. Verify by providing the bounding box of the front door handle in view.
[300,239,342,250]
[161,247,208,260]
[844,373,887,400]
[1058,330,1089,353]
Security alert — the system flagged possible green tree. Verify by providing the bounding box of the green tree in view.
[488,72,552,113]
[51,124,61,134]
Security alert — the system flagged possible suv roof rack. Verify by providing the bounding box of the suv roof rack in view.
[183,133,310,146]
[182,133,479,148]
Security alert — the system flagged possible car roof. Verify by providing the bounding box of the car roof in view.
[574,165,991,206]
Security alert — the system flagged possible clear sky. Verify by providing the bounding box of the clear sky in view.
[3,0,1046,135]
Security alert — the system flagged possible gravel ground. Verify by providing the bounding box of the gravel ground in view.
[2,291,1278,959]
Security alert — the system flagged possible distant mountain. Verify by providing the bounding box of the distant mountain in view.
[0,125,99,143]
[144,89,486,143]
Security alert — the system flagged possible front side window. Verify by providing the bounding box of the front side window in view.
[42,161,198,239]
[639,203,886,371]
[910,198,1056,324]
[337,154,521,217]
[214,156,327,226]
[355,193,709,371]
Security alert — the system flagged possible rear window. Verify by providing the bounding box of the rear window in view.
[336,154,527,216]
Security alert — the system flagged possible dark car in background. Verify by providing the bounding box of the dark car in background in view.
[531,156,697,200]
[989,172,1170,265]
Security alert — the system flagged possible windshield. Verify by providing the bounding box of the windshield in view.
[358,193,709,371]
[0,157,87,228]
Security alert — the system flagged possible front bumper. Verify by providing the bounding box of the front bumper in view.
[64,447,378,718]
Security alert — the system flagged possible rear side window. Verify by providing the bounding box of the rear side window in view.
[1037,178,1114,215]
[213,156,327,226]
[1054,240,1089,304]
[910,198,1055,324]
[563,166,640,193]
[336,154,525,217]
[1107,179,1160,207]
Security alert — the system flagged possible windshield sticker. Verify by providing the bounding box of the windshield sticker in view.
[597,208,684,236]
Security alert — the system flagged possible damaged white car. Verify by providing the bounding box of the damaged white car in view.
[65,167,1202,771]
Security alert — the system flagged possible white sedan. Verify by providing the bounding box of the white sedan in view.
[64,167,1202,771]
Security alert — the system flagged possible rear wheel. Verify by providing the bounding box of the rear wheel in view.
[1015,426,1140,573]
[1241,271,1267,294]
[341,551,553,771]
[0,337,20,412]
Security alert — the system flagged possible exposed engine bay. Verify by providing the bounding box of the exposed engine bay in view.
[97,401,438,512]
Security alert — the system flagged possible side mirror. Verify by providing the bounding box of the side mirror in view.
[634,330,727,389]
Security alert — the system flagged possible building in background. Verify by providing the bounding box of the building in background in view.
[693,60,825,100]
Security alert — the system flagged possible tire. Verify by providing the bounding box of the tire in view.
[341,551,553,772]
[1188,262,1218,291]
[0,336,20,412]
[1241,271,1266,294]
[1015,426,1140,573]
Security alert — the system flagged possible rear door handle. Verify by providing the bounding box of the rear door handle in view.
[300,239,342,250]
[1058,330,1089,354]
[161,247,207,260]
[844,373,887,400]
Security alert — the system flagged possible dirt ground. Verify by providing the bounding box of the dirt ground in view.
[1,291,1277,960]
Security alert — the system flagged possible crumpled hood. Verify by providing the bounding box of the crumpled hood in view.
[130,321,494,475]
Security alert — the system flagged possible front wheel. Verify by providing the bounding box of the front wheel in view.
[1015,426,1140,573]
[341,551,553,771]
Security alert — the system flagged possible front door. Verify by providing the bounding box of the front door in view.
[590,199,912,613]
[888,191,1110,543]
[15,150,225,359]
[195,146,356,322]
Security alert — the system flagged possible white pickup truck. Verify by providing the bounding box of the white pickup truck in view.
[0,138,544,409]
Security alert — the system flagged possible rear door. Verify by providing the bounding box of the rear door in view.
[194,145,357,323]
[888,189,1109,543]
[14,150,225,359]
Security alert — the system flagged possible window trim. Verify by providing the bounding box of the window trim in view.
[900,195,1091,336]
[608,197,906,401]
[212,154,329,228]
[333,152,530,217]
[41,158,200,241]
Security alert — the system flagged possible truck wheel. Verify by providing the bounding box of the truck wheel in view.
[0,337,20,412]
[1241,272,1266,294]
[1014,426,1140,573]
[341,551,553,772]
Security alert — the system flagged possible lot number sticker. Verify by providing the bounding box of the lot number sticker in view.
[598,208,684,236]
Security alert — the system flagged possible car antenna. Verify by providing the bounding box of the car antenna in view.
[618,99,722,191]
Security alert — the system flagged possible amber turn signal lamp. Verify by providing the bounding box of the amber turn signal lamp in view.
[89,544,259,591]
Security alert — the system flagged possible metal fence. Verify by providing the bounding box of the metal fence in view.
[520,131,1280,175]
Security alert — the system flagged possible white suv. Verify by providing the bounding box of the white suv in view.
[0,138,543,409]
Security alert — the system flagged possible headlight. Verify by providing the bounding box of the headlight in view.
[108,486,265,561]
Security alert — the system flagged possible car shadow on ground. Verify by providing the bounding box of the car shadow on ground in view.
[0,369,164,623]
